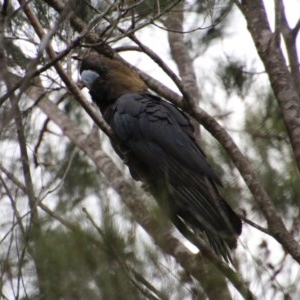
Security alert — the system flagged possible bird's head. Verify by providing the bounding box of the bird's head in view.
[78,51,147,109]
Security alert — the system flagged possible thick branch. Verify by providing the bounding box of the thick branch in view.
[165,3,201,106]
[9,95,38,224]
[164,2,201,137]
[239,0,300,173]
[277,0,300,96]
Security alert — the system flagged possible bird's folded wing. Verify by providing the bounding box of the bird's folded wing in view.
[112,92,221,186]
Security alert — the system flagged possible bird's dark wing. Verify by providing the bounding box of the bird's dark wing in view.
[112,92,221,185]
[111,93,241,258]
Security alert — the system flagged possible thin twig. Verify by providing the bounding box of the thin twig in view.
[0,163,27,193]
[18,0,114,139]
[0,38,80,106]
[239,214,271,236]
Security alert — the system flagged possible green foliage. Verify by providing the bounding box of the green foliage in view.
[244,92,300,212]
[126,0,177,19]
[31,0,53,30]
[30,213,144,300]
[4,39,31,69]
[56,144,98,208]
[71,0,95,23]
[217,59,253,98]
[186,1,234,55]
[195,0,233,18]
[31,229,99,299]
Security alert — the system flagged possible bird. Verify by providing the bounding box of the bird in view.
[79,50,242,262]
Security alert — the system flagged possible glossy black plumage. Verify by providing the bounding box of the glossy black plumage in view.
[80,51,242,262]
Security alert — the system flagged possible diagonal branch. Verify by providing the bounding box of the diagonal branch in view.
[164,2,201,106]
[164,2,201,136]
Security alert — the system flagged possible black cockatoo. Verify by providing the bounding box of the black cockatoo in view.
[79,51,242,262]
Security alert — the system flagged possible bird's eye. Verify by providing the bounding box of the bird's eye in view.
[98,65,108,77]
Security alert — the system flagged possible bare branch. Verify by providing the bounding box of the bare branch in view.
[0,38,80,106]
[164,2,201,137]
[164,3,201,105]
[0,176,26,237]
[1,7,39,228]
[276,0,300,96]
[126,33,190,104]
[239,0,300,176]
[0,163,27,193]
[239,215,271,236]
[292,17,300,37]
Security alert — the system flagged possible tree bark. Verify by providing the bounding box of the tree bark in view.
[239,0,300,173]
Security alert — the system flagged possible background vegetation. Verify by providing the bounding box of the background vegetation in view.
[0,0,300,299]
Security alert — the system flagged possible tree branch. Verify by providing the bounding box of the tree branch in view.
[276,0,300,96]
[164,3,201,106]
[239,0,300,174]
